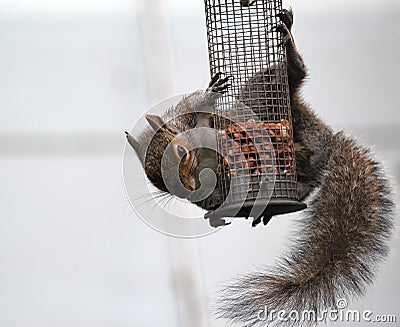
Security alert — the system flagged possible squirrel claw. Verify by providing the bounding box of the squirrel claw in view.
[271,22,292,47]
[209,72,222,88]
[213,82,231,94]
[271,22,290,37]
[208,74,232,96]
[276,7,294,31]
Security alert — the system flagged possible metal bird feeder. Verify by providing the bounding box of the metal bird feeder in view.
[204,0,306,224]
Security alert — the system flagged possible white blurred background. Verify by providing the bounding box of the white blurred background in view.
[0,0,399,326]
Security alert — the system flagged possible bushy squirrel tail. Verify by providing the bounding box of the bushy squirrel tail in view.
[215,132,394,326]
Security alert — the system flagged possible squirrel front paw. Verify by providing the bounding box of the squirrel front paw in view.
[208,72,232,95]
[203,73,232,106]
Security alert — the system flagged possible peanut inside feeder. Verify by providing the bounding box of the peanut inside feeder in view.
[204,0,306,223]
[221,119,293,176]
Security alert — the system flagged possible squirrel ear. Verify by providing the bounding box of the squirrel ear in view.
[145,114,179,135]
[125,131,140,153]
[145,114,165,132]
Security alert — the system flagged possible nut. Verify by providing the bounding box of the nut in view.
[221,118,294,178]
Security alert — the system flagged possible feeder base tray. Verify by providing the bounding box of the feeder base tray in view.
[205,199,307,227]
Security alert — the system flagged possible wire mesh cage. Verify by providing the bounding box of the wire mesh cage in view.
[204,0,306,224]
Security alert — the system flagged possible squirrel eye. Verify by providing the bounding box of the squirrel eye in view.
[176,144,189,161]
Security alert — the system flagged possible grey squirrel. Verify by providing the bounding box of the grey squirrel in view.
[126,8,394,326]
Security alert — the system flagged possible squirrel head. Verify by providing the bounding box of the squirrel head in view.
[126,114,197,197]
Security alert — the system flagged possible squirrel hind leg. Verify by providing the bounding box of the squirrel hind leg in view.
[273,9,307,86]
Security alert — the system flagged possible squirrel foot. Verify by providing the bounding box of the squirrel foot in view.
[208,72,231,95]
[240,0,256,7]
[272,11,307,82]
[271,22,292,48]
[201,73,232,108]
[276,7,293,32]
